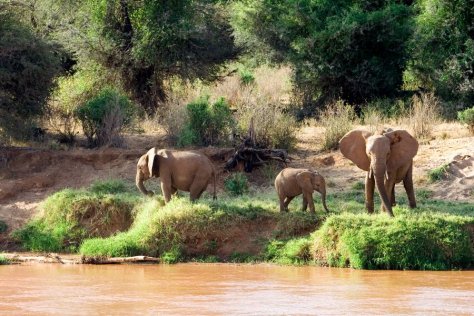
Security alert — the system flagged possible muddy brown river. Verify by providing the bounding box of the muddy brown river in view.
[0,264,473,315]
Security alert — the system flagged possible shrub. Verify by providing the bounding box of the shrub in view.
[239,69,255,85]
[178,96,235,147]
[224,173,249,196]
[408,93,440,139]
[0,14,63,143]
[428,164,450,183]
[458,107,474,135]
[0,220,7,233]
[75,88,135,147]
[319,101,356,150]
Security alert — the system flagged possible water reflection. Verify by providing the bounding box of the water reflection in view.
[0,264,473,315]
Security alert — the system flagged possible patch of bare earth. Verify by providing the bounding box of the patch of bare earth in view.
[0,123,473,246]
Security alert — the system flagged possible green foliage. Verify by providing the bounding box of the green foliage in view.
[410,0,474,109]
[0,220,7,233]
[427,164,450,183]
[75,88,135,147]
[314,213,474,270]
[161,246,183,264]
[0,255,9,265]
[14,181,138,252]
[224,173,249,196]
[44,0,239,113]
[458,107,474,134]
[0,13,63,142]
[246,0,414,111]
[178,96,235,146]
[239,69,255,85]
[264,238,312,265]
[351,181,365,191]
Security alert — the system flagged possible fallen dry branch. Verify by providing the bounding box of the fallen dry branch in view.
[81,255,160,264]
[3,253,160,265]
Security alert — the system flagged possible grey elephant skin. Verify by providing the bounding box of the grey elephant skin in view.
[136,148,217,202]
[339,129,419,216]
[275,168,329,214]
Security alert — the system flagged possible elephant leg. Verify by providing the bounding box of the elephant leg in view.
[403,164,417,208]
[382,177,396,216]
[189,178,208,202]
[365,172,375,213]
[302,196,308,212]
[161,181,173,203]
[303,191,315,213]
[284,196,295,211]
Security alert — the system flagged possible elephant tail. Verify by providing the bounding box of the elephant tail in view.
[212,167,217,200]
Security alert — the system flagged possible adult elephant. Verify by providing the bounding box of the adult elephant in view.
[136,148,217,202]
[339,129,419,216]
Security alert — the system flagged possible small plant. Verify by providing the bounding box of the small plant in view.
[427,163,450,182]
[161,246,183,264]
[0,220,7,233]
[409,93,440,139]
[457,106,474,135]
[239,69,255,85]
[319,100,355,150]
[351,181,365,190]
[224,173,249,196]
[75,88,135,147]
[0,255,9,265]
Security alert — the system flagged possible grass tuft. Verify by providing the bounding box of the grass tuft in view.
[428,164,450,182]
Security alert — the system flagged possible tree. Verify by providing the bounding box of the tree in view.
[409,0,474,110]
[0,12,62,141]
[245,0,414,115]
[45,0,240,114]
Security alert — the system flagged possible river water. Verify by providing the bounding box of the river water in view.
[0,264,473,315]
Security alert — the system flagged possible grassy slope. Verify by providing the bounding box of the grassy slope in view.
[13,180,474,269]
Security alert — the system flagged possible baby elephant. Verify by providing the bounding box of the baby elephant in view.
[275,168,329,213]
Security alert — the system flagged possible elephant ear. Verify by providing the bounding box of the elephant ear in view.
[146,147,159,177]
[339,129,373,171]
[385,130,419,169]
[296,170,313,191]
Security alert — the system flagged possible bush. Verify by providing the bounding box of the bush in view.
[0,14,63,143]
[313,213,474,270]
[408,93,440,139]
[427,164,450,183]
[239,69,255,85]
[458,107,474,135]
[178,96,235,147]
[319,101,356,150]
[224,173,249,196]
[75,88,135,147]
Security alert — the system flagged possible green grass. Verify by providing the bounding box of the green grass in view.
[12,180,474,270]
[313,212,474,270]
[13,180,140,252]
[427,163,450,182]
[0,254,9,265]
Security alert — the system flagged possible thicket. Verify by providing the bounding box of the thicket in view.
[0,13,63,143]
[458,107,474,134]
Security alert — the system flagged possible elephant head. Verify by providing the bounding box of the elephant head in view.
[339,129,418,215]
[296,170,329,213]
[136,148,165,196]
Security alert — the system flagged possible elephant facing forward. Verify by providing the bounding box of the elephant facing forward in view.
[275,168,329,213]
[136,148,216,202]
[339,129,419,216]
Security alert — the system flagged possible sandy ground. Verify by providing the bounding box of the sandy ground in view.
[0,123,473,235]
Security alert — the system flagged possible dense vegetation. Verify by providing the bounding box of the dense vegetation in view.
[1,0,474,143]
[14,180,474,269]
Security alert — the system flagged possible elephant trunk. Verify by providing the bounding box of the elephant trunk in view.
[136,169,153,196]
[373,160,393,216]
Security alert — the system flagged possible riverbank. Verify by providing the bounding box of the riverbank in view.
[3,180,473,270]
